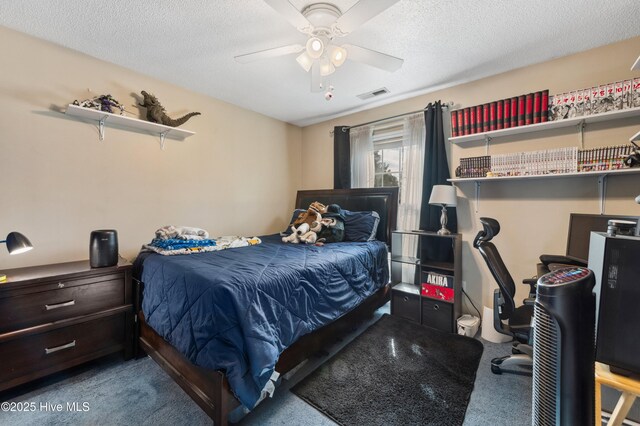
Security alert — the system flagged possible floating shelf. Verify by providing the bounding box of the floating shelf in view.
[449,107,640,145]
[449,167,640,215]
[448,167,640,183]
[65,104,195,149]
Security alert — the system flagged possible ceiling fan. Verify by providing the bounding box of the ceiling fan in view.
[235,0,404,93]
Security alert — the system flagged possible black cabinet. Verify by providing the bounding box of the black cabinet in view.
[390,231,462,333]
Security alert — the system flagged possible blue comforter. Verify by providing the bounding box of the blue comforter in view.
[139,234,389,408]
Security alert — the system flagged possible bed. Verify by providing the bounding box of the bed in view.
[133,187,398,425]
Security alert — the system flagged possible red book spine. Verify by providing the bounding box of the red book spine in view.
[518,95,525,126]
[503,98,511,129]
[541,90,549,122]
[456,110,464,136]
[510,97,518,127]
[525,93,533,125]
[533,91,541,123]
[451,111,458,137]
[463,108,470,135]
[482,103,490,132]
[475,106,482,134]
[489,102,497,131]
[496,100,504,130]
[469,106,477,134]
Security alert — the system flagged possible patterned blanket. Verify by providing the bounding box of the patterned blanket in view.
[143,235,261,256]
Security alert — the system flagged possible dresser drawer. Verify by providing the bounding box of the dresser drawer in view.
[0,314,125,390]
[391,290,421,323]
[421,298,454,333]
[0,274,125,333]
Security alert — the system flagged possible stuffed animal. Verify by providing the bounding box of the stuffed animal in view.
[282,223,310,244]
[293,201,326,228]
[299,216,322,244]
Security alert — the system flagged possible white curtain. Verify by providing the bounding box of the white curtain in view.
[350,125,375,188]
[398,114,425,282]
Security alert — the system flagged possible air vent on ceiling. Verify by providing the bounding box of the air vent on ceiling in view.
[357,87,390,100]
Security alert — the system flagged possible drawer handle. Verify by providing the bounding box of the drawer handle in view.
[44,340,76,355]
[45,300,76,310]
[403,296,409,302]
[433,304,440,311]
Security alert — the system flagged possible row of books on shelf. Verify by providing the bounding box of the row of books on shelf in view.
[455,145,635,178]
[450,78,640,138]
[450,90,549,137]
[550,79,640,120]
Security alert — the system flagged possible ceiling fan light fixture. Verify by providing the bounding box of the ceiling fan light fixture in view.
[306,37,324,59]
[296,51,313,72]
[320,57,335,76]
[329,45,347,67]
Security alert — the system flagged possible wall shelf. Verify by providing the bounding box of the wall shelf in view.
[65,104,195,149]
[449,107,640,148]
[449,168,640,215]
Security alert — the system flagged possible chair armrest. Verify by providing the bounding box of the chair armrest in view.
[522,278,537,298]
[539,254,587,268]
[523,297,535,306]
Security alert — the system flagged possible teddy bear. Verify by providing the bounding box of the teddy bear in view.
[299,217,322,244]
[282,223,310,244]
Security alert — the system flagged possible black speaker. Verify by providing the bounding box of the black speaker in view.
[532,267,596,426]
[90,230,118,268]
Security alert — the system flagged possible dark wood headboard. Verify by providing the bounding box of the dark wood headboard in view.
[295,187,399,245]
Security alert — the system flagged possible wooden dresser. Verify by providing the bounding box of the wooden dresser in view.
[0,258,133,392]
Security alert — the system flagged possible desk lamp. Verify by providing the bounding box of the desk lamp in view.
[429,185,457,235]
[0,232,33,282]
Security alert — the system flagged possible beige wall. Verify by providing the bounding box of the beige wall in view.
[0,26,302,269]
[301,36,640,310]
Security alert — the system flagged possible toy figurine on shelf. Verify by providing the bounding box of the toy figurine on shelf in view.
[72,93,126,115]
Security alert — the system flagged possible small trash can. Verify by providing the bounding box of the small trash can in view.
[457,314,480,337]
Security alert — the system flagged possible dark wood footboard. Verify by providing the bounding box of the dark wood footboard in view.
[135,280,390,425]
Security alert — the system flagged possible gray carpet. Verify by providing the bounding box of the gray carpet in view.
[0,304,531,425]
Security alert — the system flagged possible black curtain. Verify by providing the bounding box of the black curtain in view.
[333,126,351,189]
[419,101,458,233]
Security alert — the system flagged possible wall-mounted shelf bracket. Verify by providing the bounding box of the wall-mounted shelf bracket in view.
[577,120,586,149]
[474,181,481,213]
[159,131,169,150]
[98,117,107,141]
[598,174,607,215]
[484,135,491,155]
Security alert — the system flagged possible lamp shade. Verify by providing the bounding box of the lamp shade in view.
[429,185,457,207]
[5,232,33,255]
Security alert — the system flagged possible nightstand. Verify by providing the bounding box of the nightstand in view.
[390,230,462,333]
[0,258,133,391]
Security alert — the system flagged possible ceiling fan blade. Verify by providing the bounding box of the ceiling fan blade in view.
[264,0,313,33]
[334,0,400,35]
[311,61,322,92]
[343,44,404,72]
[234,44,304,63]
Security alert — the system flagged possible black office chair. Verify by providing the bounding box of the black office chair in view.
[473,217,534,375]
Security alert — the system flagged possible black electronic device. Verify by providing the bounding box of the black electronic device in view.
[90,229,118,268]
[566,213,640,262]
[595,235,640,376]
[532,266,596,426]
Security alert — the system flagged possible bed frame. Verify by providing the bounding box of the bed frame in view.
[134,187,399,425]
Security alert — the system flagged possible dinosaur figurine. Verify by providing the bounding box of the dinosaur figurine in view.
[139,91,201,127]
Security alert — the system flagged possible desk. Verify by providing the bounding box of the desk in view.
[596,362,640,426]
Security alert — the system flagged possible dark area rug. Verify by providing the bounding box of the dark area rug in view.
[291,314,484,426]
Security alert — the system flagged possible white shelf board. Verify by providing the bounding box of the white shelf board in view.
[631,129,640,142]
[65,104,195,142]
[449,107,640,144]
[448,167,640,183]
[632,55,640,71]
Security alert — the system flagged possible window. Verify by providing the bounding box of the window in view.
[372,121,404,191]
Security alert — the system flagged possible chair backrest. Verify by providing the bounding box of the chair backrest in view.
[473,217,516,319]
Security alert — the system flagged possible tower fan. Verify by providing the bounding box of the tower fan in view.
[532,267,596,426]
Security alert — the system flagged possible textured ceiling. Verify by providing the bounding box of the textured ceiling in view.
[1,0,639,126]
